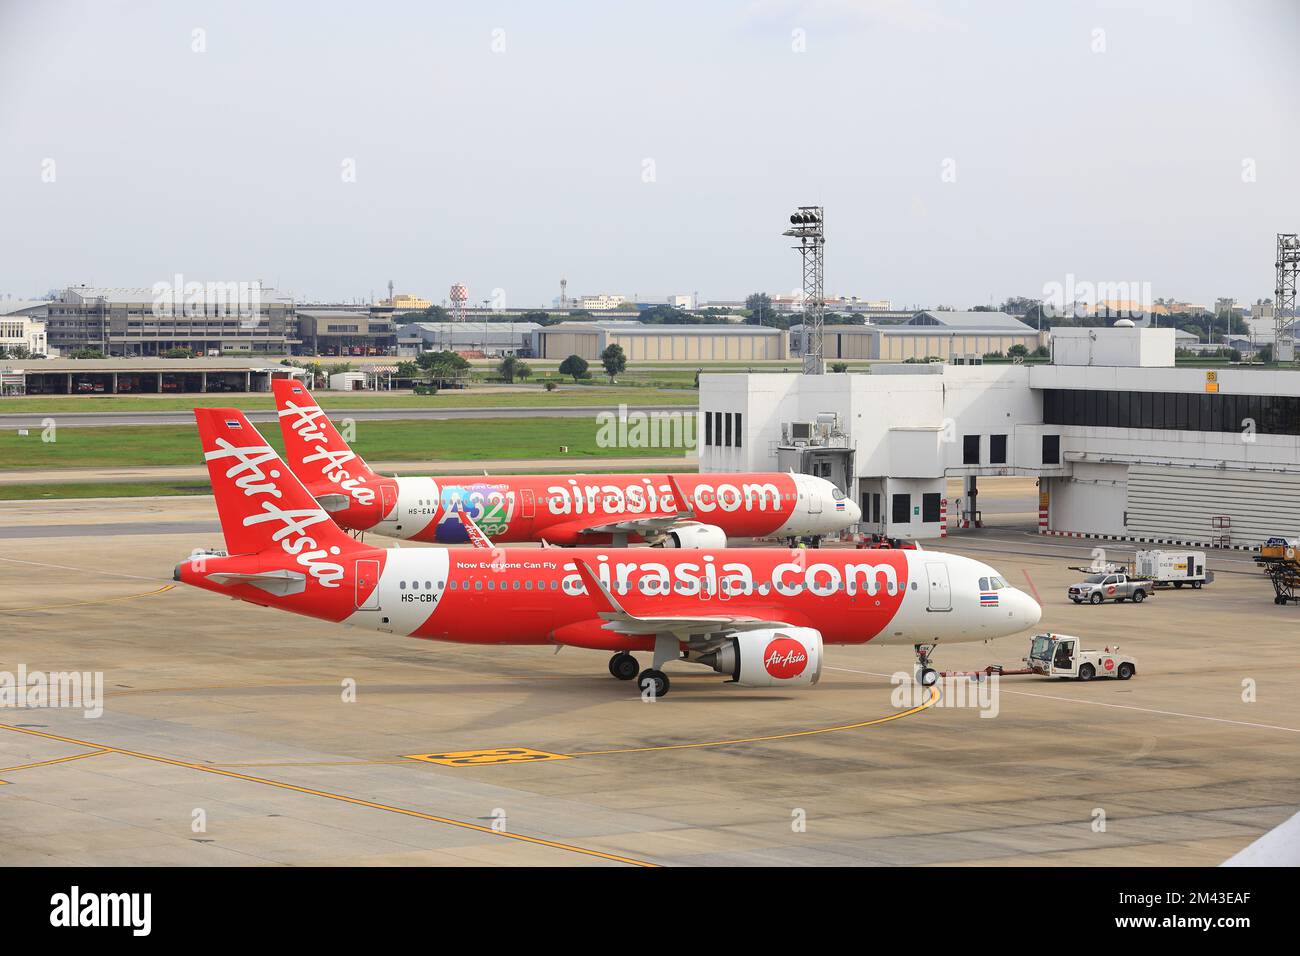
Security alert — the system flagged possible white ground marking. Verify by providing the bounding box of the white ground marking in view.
[826,665,1300,734]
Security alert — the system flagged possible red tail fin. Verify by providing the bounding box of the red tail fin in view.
[195,409,360,566]
[271,378,380,495]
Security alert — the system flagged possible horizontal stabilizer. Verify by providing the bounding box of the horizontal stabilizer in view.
[206,569,307,596]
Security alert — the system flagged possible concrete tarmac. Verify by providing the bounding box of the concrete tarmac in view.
[0,494,1296,866]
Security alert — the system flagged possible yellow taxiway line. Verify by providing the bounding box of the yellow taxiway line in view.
[568,684,940,756]
[0,584,174,613]
[407,685,942,766]
[0,722,656,868]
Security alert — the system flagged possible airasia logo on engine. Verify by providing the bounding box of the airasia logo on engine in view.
[762,636,809,679]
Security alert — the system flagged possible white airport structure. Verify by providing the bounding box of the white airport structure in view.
[700,326,1300,548]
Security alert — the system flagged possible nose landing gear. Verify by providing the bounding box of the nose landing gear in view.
[914,643,939,687]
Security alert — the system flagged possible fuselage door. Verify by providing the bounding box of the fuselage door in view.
[381,484,397,521]
[808,488,823,514]
[354,559,380,610]
[520,488,535,519]
[925,562,952,611]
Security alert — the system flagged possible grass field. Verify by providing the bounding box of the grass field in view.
[0,386,697,415]
[0,417,692,471]
[0,461,701,501]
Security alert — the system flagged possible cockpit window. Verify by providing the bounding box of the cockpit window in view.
[830,487,846,500]
[979,576,1008,591]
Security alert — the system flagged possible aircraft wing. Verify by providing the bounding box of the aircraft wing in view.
[575,514,697,536]
[571,559,792,640]
[570,473,697,538]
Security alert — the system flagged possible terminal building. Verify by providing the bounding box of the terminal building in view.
[700,326,1300,549]
[532,321,788,362]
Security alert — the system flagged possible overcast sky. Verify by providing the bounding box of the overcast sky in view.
[1,0,1296,309]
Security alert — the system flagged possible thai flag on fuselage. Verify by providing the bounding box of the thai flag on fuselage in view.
[979,590,998,607]
[224,419,242,429]
[835,500,846,512]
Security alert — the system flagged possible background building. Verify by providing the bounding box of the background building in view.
[296,308,398,355]
[532,320,788,362]
[793,310,1044,362]
[0,300,50,355]
[701,326,1300,547]
[0,357,307,395]
[397,321,540,357]
[45,284,297,356]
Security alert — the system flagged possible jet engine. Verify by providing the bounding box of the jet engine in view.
[662,523,728,549]
[698,627,824,688]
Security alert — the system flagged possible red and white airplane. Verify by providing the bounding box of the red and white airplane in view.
[269,378,859,547]
[175,409,1042,697]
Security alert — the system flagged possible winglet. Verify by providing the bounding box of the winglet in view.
[664,474,695,519]
[573,559,629,617]
[455,507,495,550]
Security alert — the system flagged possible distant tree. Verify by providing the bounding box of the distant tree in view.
[1031,345,1050,358]
[745,292,774,325]
[544,380,558,392]
[417,349,470,385]
[600,343,627,383]
[830,361,849,373]
[163,347,194,358]
[1007,343,1029,358]
[558,354,589,382]
[1001,296,1039,316]
[420,304,451,322]
[498,356,533,383]
[518,310,554,326]
[639,305,714,325]
[6,344,31,360]
[615,301,640,312]
[69,348,105,359]
[395,360,419,380]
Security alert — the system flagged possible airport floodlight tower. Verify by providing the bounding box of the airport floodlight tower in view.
[1276,233,1298,364]
[784,206,825,374]
[560,277,568,309]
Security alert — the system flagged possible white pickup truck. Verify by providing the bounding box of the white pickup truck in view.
[1067,571,1153,605]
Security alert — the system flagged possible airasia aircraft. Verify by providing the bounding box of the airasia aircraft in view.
[268,378,859,547]
[175,409,1042,698]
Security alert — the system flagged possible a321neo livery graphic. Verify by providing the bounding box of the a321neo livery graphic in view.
[176,409,1041,698]
[269,378,859,548]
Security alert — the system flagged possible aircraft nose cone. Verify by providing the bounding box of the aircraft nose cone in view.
[1022,590,1043,628]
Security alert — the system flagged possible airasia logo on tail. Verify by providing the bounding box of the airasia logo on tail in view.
[763,636,808,679]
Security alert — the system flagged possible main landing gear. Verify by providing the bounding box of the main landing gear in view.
[608,636,678,699]
[914,643,939,687]
[608,652,639,681]
[637,669,670,699]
